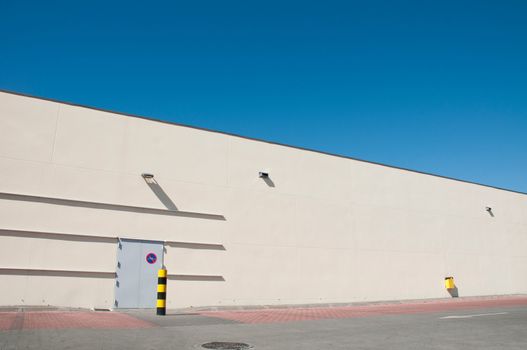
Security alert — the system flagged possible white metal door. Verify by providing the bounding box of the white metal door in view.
[115,239,164,308]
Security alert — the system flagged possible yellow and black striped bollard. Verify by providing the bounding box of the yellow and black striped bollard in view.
[157,269,167,315]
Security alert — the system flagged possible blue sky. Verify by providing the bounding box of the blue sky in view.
[1,1,526,192]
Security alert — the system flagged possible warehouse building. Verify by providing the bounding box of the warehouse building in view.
[0,90,526,310]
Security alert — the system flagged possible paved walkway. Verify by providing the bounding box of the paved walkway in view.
[0,310,154,331]
[198,295,527,324]
[1,295,527,330]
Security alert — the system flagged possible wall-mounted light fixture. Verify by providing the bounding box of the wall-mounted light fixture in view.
[259,172,269,179]
[141,173,154,179]
[485,206,495,217]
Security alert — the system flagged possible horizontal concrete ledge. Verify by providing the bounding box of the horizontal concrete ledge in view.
[0,268,116,278]
[0,228,225,249]
[0,228,118,243]
[165,241,226,250]
[0,192,226,221]
[167,274,225,281]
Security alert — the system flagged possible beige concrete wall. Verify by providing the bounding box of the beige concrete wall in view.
[0,91,526,309]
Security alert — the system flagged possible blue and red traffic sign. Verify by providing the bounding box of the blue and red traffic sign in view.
[146,252,157,264]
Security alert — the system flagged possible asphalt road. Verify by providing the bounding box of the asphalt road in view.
[1,302,526,349]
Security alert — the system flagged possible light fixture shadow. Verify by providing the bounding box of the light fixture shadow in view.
[143,177,178,210]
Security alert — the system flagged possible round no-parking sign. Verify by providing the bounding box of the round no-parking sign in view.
[146,252,157,264]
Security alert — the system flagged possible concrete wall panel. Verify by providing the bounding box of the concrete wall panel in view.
[0,235,115,272]
[52,105,126,172]
[0,93,58,162]
[164,245,224,276]
[0,274,114,308]
[123,118,229,187]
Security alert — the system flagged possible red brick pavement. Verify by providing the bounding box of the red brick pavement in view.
[0,311,154,331]
[0,313,17,331]
[200,296,527,324]
[2,296,526,329]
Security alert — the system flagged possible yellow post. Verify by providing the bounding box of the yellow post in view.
[444,276,455,289]
[157,269,167,315]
